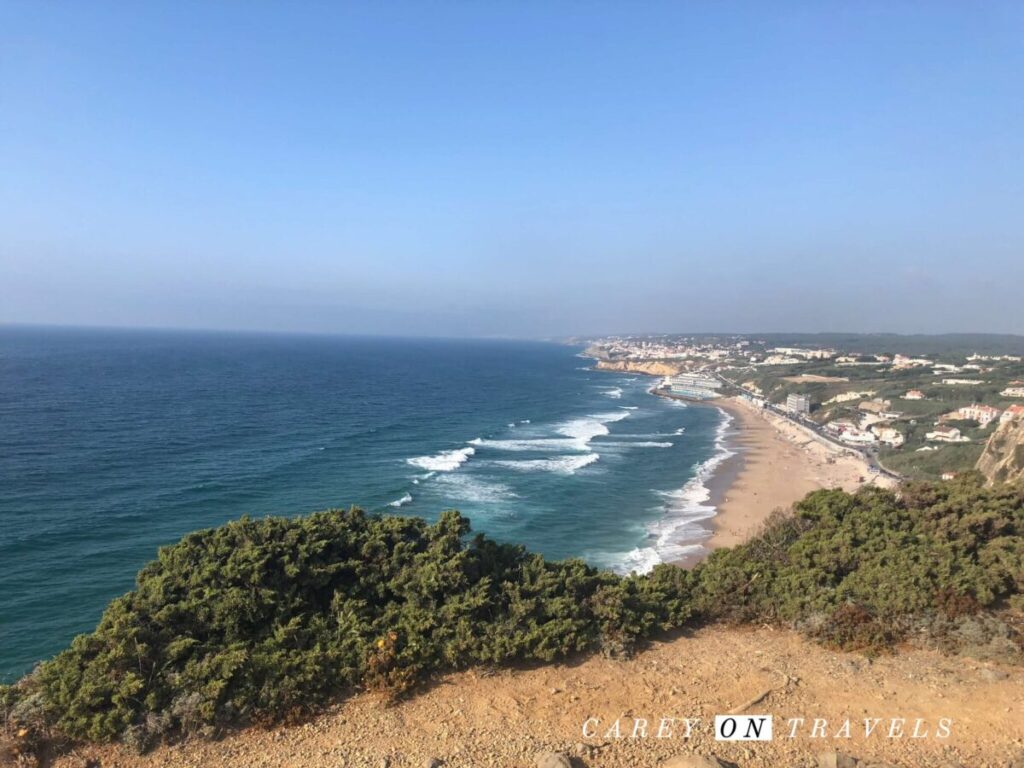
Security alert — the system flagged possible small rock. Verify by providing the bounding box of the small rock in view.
[573,742,591,756]
[660,756,727,768]
[817,752,859,768]
[535,752,572,768]
[978,667,1009,682]
[424,759,443,768]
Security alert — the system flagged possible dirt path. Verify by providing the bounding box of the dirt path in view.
[46,626,1022,768]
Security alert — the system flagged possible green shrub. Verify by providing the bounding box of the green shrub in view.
[692,475,1024,651]
[9,477,1023,748]
[29,509,690,742]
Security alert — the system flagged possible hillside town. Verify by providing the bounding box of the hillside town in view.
[581,334,1024,480]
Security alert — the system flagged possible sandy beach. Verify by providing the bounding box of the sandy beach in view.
[704,396,895,552]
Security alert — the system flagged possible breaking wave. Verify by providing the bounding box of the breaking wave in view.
[494,453,601,475]
[469,437,580,452]
[406,446,475,472]
[431,473,519,503]
[555,411,630,449]
[603,441,673,448]
[608,408,735,575]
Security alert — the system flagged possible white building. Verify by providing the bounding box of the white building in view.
[770,347,835,360]
[903,389,926,400]
[786,393,812,415]
[926,426,969,443]
[762,355,802,366]
[954,404,1002,427]
[1001,387,1024,398]
[871,425,905,447]
[893,355,933,369]
[839,428,877,446]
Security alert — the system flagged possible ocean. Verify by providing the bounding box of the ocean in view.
[0,327,730,682]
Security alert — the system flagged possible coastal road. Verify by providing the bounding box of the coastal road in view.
[711,372,904,483]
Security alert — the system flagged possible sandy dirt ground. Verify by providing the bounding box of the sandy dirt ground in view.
[41,626,1022,768]
[707,398,894,550]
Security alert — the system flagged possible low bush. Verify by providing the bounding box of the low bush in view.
[693,474,1024,653]
[18,509,691,743]
[3,476,1021,749]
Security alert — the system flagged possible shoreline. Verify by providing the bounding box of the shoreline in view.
[698,395,896,558]
[616,365,895,567]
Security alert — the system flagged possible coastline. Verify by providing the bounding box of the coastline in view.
[595,360,895,567]
[699,396,896,556]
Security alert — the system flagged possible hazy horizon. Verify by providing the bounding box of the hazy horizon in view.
[3,2,1023,337]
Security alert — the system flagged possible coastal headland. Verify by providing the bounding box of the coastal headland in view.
[593,359,683,377]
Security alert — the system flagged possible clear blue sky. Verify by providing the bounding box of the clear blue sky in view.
[2,1,1022,337]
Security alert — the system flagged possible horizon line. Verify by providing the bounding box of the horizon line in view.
[3,320,1024,343]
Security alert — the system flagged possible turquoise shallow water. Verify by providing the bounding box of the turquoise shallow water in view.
[0,327,727,681]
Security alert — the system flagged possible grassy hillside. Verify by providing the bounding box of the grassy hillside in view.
[2,477,1022,754]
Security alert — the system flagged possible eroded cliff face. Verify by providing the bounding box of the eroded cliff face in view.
[976,416,1024,484]
[593,359,682,377]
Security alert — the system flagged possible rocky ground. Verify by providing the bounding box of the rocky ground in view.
[17,625,1022,768]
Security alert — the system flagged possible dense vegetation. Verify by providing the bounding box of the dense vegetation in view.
[695,476,1024,653]
[2,476,1022,752]
[0,509,691,749]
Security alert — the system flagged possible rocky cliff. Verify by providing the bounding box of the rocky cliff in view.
[976,415,1024,484]
[593,359,682,377]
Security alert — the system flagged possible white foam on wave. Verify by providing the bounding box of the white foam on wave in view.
[406,446,476,472]
[470,436,581,452]
[603,387,623,399]
[607,407,735,575]
[554,410,631,449]
[669,399,688,408]
[603,441,673,448]
[431,473,519,503]
[388,493,413,508]
[619,406,639,410]
[674,426,686,435]
[411,471,435,485]
[594,411,631,422]
[494,452,600,475]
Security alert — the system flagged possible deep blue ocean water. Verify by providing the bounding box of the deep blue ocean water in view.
[0,327,729,681]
